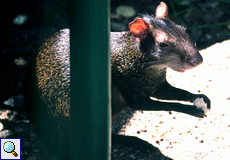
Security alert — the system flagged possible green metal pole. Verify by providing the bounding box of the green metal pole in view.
[69,0,111,159]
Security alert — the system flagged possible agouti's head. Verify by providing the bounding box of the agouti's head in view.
[129,2,202,72]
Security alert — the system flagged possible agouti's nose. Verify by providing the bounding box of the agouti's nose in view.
[189,56,203,66]
[188,50,203,66]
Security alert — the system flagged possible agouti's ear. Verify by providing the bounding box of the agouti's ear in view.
[155,2,168,19]
[129,18,150,40]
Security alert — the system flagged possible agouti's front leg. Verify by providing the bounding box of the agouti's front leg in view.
[129,82,210,118]
[154,81,210,108]
[130,98,208,118]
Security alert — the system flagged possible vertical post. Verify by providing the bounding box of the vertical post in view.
[69,0,111,160]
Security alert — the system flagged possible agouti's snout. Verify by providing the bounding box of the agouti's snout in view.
[184,49,203,71]
[188,53,203,66]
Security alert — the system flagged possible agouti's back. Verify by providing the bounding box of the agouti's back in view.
[35,29,70,123]
[25,29,71,159]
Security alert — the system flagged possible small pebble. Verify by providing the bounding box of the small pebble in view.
[116,5,136,18]
[13,14,29,25]
[0,122,4,131]
[3,94,24,108]
[14,57,27,66]
[129,154,136,159]
[0,130,13,138]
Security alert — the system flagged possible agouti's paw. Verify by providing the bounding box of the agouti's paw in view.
[190,106,207,118]
[193,94,211,114]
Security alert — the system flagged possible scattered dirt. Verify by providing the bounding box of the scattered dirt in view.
[0,0,230,159]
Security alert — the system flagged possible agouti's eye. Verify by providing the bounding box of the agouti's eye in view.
[157,42,167,47]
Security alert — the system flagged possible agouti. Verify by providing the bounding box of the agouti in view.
[25,2,210,159]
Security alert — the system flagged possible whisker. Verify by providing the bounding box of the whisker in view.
[145,60,164,66]
[131,60,164,68]
[160,68,167,74]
